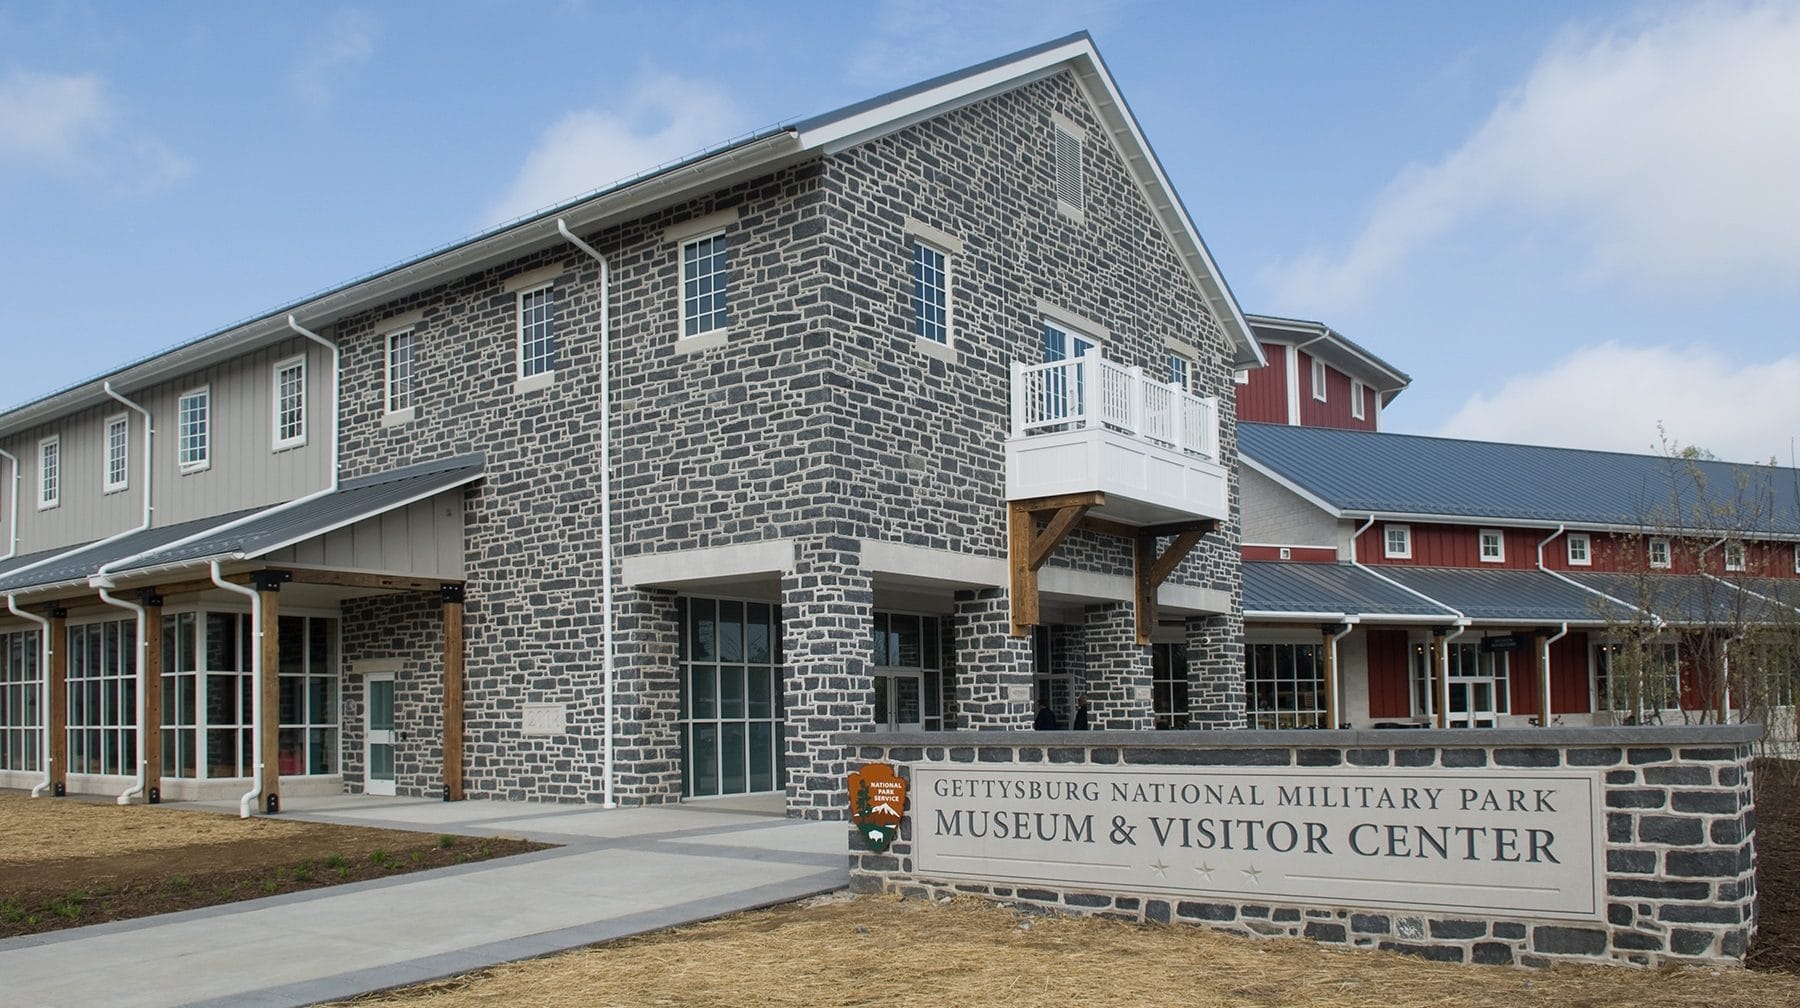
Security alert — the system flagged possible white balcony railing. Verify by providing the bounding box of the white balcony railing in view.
[1010,356,1220,463]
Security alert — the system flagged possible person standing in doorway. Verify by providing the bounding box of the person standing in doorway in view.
[1072,694,1091,730]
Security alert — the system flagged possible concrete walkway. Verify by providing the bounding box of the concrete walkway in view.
[0,794,848,1008]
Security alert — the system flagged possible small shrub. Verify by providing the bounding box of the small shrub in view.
[261,879,279,895]
[437,834,457,849]
[293,862,315,883]
[370,848,392,868]
[325,852,348,870]
[168,875,192,891]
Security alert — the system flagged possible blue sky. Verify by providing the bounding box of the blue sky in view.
[3,1,1797,463]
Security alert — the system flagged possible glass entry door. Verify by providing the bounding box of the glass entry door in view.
[872,673,924,732]
[1445,643,1507,729]
[365,673,396,796]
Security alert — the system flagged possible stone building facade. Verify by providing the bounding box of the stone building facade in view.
[0,34,1260,817]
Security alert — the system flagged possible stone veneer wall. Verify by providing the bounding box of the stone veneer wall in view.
[838,726,1759,968]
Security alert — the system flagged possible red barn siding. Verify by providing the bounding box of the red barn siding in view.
[1236,345,1289,424]
[1365,628,1412,718]
[1551,632,1590,714]
[1241,545,1338,563]
[1295,351,1377,431]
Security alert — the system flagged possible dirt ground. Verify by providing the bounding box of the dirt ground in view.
[327,759,1800,1008]
[0,792,544,937]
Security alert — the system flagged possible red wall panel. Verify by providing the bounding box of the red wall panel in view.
[1365,627,1412,719]
[1236,345,1289,424]
[1295,351,1377,432]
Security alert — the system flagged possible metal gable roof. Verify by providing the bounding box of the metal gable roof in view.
[1375,566,1632,624]
[1243,561,1454,619]
[1239,422,1800,535]
[1565,571,1800,626]
[0,454,482,596]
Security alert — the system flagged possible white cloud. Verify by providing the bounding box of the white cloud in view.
[483,74,743,226]
[0,68,191,189]
[1436,342,1800,465]
[1265,3,1800,310]
[293,9,379,109]
[0,69,110,160]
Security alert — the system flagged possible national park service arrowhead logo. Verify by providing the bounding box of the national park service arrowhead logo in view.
[849,762,908,854]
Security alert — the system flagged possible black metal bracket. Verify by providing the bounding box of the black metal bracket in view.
[251,570,294,593]
[439,583,466,604]
[139,590,164,607]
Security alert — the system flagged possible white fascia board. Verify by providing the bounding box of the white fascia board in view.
[0,133,805,439]
[1240,454,1343,518]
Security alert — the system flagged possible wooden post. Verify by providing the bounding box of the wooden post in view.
[1429,633,1447,729]
[142,591,164,803]
[47,606,67,796]
[441,584,466,801]
[1008,503,1039,636]
[1322,625,1340,731]
[255,573,286,813]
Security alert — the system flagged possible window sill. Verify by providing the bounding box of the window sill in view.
[1056,200,1086,224]
[1478,557,1503,564]
[272,438,307,453]
[381,407,417,428]
[514,371,555,395]
[179,462,211,476]
[915,335,957,364]
[103,485,129,496]
[36,501,58,511]
[674,329,729,356]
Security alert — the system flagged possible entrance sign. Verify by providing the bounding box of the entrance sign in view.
[913,764,1605,920]
[849,762,908,853]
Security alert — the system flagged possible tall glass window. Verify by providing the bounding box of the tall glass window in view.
[517,285,556,378]
[204,612,254,779]
[177,388,210,469]
[67,618,137,775]
[273,356,306,449]
[386,328,416,413]
[277,615,339,774]
[911,242,949,345]
[161,612,199,778]
[104,414,130,493]
[1245,641,1325,729]
[679,598,781,797]
[681,234,730,337]
[1152,641,1190,729]
[0,629,42,771]
[872,612,943,731]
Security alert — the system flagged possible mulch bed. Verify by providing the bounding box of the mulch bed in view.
[1749,757,1800,973]
[0,796,546,938]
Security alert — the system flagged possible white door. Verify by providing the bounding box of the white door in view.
[365,673,396,796]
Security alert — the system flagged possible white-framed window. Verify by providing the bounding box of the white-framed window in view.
[66,617,138,776]
[272,355,306,450]
[1794,543,1799,574]
[1152,641,1190,729]
[0,627,44,772]
[680,233,729,338]
[1595,640,1682,717]
[1052,121,1084,213]
[1040,318,1100,422]
[1479,529,1504,563]
[1233,368,1250,385]
[386,327,417,415]
[103,414,129,494]
[1245,640,1327,729]
[38,435,59,509]
[177,387,210,472]
[1351,379,1366,420]
[1724,542,1746,572]
[1567,532,1591,566]
[1383,524,1411,559]
[516,284,556,380]
[1649,537,1671,570]
[911,240,950,346]
[1168,351,1194,392]
[1310,357,1327,402]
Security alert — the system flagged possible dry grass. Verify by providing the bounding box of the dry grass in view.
[334,893,1800,1008]
[0,793,317,864]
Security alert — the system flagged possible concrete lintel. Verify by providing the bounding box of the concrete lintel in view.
[860,540,1004,588]
[621,539,797,589]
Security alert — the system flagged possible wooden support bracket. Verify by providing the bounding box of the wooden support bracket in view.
[1133,521,1216,644]
[1009,493,1105,636]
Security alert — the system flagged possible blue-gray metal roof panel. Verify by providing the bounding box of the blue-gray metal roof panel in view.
[0,510,261,595]
[1375,566,1631,623]
[1565,571,1794,626]
[1243,561,1454,618]
[1240,422,1800,534]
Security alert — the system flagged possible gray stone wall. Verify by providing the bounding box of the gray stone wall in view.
[320,68,1245,809]
[840,727,1759,968]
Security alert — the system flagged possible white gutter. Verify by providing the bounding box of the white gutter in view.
[557,218,617,809]
[210,561,264,818]
[1538,622,1569,727]
[1534,525,1660,629]
[95,585,148,804]
[0,447,16,562]
[7,594,53,796]
[1327,618,1358,729]
[92,317,340,588]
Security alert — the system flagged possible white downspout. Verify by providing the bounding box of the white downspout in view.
[1535,525,1657,628]
[1344,513,1467,723]
[557,218,617,808]
[96,586,148,804]
[0,447,17,562]
[1328,617,1358,729]
[8,594,53,797]
[98,384,153,805]
[94,317,339,583]
[211,560,264,818]
[1539,623,1569,726]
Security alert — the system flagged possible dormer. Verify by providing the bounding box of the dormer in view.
[1237,315,1409,431]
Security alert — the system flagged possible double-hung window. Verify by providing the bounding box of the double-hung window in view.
[1566,532,1591,566]
[386,327,417,416]
[177,388,210,472]
[1724,542,1746,572]
[1649,537,1671,570]
[1351,379,1366,420]
[517,285,556,380]
[103,414,129,494]
[681,233,729,338]
[911,241,949,346]
[38,436,59,509]
[272,356,306,450]
[1311,358,1327,402]
[1383,524,1411,559]
[1168,352,1193,392]
[1479,529,1504,563]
